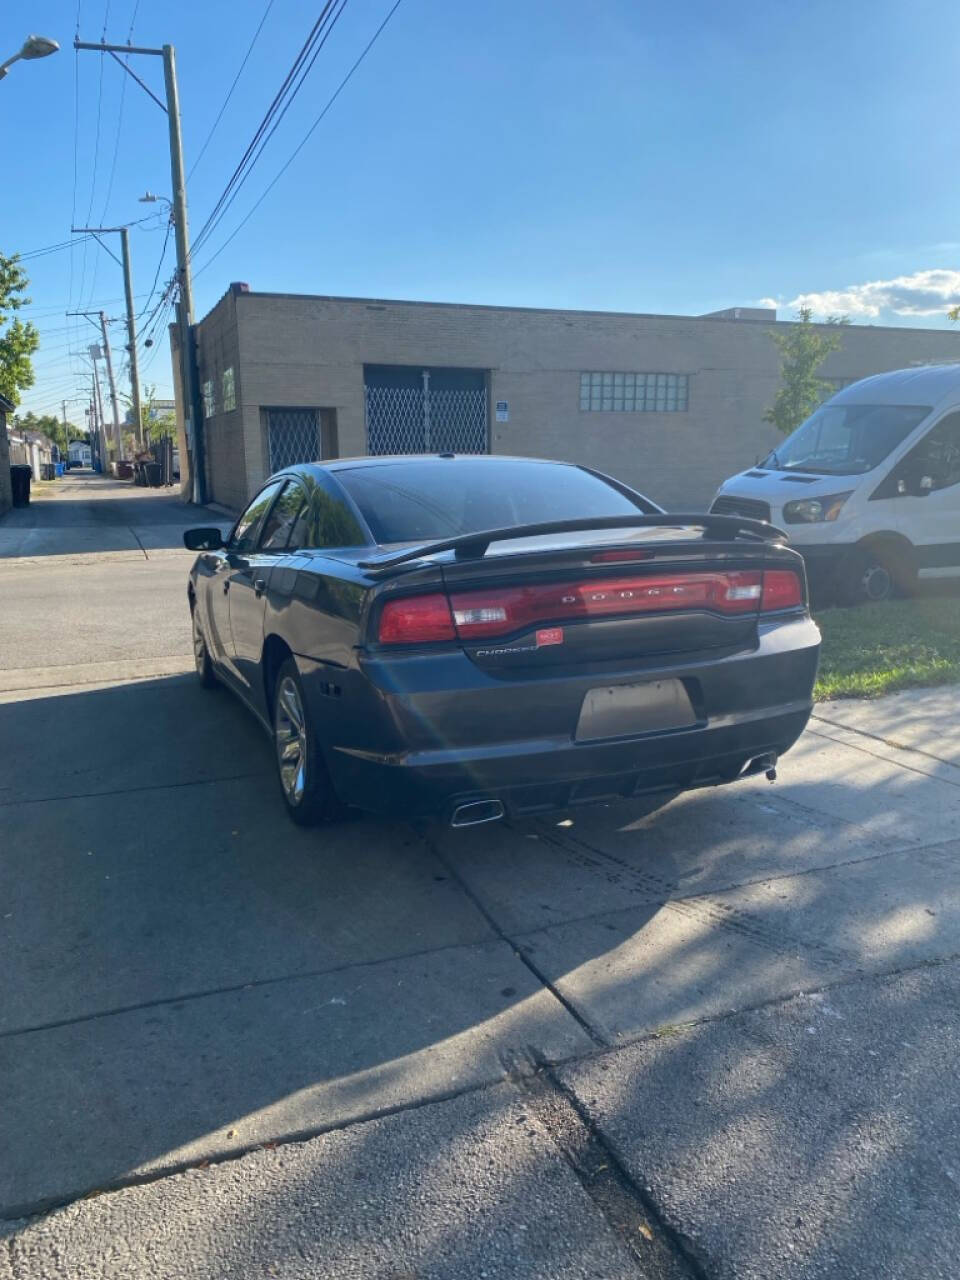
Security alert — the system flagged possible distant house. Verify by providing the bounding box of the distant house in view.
[0,394,13,515]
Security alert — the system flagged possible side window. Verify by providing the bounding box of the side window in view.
[899,412,960,494]
[230,481,284,553]
[289,474,367,550]
[260,482,305,550]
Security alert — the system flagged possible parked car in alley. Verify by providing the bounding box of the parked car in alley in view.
[712,365,960,604]
[184,455,820,827]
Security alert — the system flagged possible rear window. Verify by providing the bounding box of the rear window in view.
[336,459,651,543]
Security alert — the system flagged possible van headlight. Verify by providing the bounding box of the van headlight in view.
[782,492,853,524]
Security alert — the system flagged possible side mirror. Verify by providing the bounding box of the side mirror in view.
[183,527,225,551]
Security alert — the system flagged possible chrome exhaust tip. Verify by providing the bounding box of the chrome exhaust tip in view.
[450,799,505,828]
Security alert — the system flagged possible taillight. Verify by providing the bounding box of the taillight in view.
[376,568,804,646]
[761,569,804,611]
[378,593,455,644]
[449,571,764,640]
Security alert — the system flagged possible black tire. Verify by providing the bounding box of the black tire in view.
[192,604,218,689]
[838,543,916,606]
[272,657,343,826]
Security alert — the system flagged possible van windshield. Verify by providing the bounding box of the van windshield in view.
[763,403,930,476]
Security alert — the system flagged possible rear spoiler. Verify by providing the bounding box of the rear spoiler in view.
[357,513,787,573]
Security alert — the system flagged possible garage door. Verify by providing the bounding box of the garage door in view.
[364,365,488,455]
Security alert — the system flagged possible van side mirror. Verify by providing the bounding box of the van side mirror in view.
[183,527,225,551]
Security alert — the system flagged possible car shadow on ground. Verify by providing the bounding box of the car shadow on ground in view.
[1,671,957,1276]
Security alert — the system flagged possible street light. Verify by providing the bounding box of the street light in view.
[0,35,60,80]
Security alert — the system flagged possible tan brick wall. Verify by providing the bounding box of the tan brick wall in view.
[198,293,960,509]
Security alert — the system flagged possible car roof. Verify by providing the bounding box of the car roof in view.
[833,364,960,408]
[311,454,579,473]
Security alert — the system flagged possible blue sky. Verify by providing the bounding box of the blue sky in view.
[6,0,960,417]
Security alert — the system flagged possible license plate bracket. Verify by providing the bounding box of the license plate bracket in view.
[575,679,697,742]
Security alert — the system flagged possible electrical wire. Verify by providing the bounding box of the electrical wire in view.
[81,1,111,306]
[136,218,173,319]
[189,0,343,259]
[193,0,405,278]
[187,0,278,181]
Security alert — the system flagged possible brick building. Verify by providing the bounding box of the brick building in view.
[177,286,960,512]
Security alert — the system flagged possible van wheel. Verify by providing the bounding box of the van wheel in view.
[273,658,344,826]
[839,548,895,605]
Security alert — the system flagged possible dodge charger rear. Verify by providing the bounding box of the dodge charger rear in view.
[185,456,820,827]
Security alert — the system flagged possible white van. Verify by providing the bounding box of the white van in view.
[711,364,960,603]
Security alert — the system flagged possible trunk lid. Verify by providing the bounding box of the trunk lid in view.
[435,529,770,674]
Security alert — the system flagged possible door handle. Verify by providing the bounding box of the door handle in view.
[254,578,266,598]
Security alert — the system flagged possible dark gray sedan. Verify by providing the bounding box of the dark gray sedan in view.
[184,455,820,827]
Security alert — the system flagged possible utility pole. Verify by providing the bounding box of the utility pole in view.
[91,356,107,468]
[98,312,123,460]
[69,307,125,460]
[75,38,205,502]
[120,227,143,446]
[62,400,68,462]
[70,230,143,451]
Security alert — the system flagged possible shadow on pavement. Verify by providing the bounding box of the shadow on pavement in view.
[1,670,958,1280]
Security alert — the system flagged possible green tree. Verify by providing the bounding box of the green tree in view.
[121,383,176,448]
[764,307,849,436]
[0,252,40,406]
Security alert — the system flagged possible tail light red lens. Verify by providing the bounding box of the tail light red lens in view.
[449,571,765,640]
[761,569,804,611]
[378,593,455,644]
[377,568,804,646]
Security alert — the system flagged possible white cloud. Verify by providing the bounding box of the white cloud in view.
[763,268,960,319]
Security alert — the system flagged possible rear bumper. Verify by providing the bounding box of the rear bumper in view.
[301,615,821,821]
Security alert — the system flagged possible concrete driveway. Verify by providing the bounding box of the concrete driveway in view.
[2,473,959,1279]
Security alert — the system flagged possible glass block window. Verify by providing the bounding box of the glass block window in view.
[580,372,689,412]
[222,367,236,412]
[201,380,215,419]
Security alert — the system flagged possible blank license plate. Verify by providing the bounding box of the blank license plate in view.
[575,679,697,742]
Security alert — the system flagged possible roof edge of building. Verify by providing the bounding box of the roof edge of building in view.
[218,289,960,337]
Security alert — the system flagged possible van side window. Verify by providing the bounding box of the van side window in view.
[900,412,960,493]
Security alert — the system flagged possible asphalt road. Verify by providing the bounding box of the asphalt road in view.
[2,473,960,1278]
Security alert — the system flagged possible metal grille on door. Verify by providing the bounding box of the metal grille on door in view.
[267,409,321,471]
[364,368,487,455]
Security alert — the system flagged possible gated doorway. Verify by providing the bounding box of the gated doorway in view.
[364,365,488,455]
[265,407,339,472]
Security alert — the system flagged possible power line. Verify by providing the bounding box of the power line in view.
[188,0,278,180]
[194,0,405,277]
[81,4,110,305]
[191,0,351,259]
[137,218,173,319]
[17,235,96,261]
[189,0,343,259]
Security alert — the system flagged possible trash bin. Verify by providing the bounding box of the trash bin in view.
[145,461,163,487]
[10,464,32,507]
[115,460,134,481]
[55,462,65,477]
[40,462,56,481]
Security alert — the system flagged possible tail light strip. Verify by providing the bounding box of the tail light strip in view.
[377,569,804,645]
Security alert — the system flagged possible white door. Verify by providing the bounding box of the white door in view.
[891,409,960,579]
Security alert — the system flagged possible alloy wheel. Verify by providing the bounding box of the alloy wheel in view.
[275,675,308,805]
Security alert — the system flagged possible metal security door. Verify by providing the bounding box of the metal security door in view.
[364,365,487,455]
[267,408,321,471]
